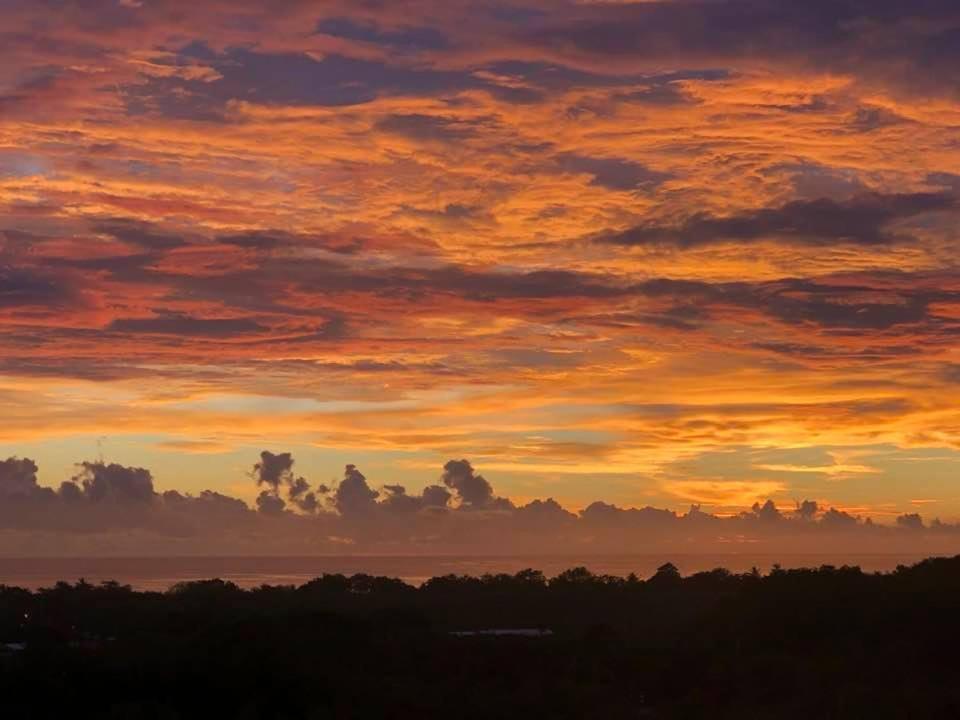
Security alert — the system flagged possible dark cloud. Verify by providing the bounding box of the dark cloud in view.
[0,457,251,534]
[482,82,545,105]
[572,305,707,333]
[379,484,423,514]
[17,210,958,350]
[375,113,483,142]
[29,215,949,341]
[581,501,677,530]
[758,281,930,330]
[254,451,295,490]
[71,461,156,504]
[820,507,860,530]
[557,154,671,191]
[108,312,268,337]
[480,60,640,92]
[0,454,955,553]
[377,482,453,515]
[0,67,69,115]
[941,365,960,384]
[526,0,960,97]
[334,464,380,516]
[632,274,948,331]
[763,96,832,114]
[258,261,630,302]
[256,490,286,516]
[897,513,925,530]
[772,162,867,201]
[797,500,819,520]
[600,193,955,248]
[614,69,729,106]
[0,358,153,382]
[928,173,960,192]
[0,266,76,308]
[750,499,782,523]
[0,150,48,178]
[317,17,449,52]
[7,206,958,353]
[0,457,41,498]
[514,498,577,529]
[93,218,188,250]
[124,51,370,116]
[848,105,908,133]
[617,83,695,106]
[421,484,453,508]
[425,267,627,301]
[253,451,319,515]
[88,242,633,320]
[162,488,249,522]
[441,459,512,510]
[290,477,310,498]
[125,47,542,120]
[442,459,493,508]
[121,42,737,122]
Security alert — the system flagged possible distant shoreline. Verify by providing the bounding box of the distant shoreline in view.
[0,551,948,591]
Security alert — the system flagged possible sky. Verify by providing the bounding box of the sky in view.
[2,0,960,553]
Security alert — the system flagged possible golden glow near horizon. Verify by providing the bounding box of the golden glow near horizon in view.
[2,0,960,520]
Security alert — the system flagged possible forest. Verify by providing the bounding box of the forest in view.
[3,557,960,718]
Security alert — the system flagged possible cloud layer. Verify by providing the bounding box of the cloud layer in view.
[0,1,959,523]
[2,453,960,557]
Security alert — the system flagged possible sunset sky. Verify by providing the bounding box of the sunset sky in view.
[2,0,960,524]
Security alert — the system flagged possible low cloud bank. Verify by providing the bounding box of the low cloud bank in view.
[1,453,958,556]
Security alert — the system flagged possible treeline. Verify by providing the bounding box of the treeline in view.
[3,558,960,718]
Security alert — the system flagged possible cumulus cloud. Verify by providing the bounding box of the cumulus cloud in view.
[421,485,453,508]
[0,457,41,497]
[514,498,577,531]
[162,489,249,522]
[379,484,421,513]
[256,490,287,516]
[796,500,819,520]
[441,459,513,510]
[897,513,925,530]
[70,461,156,504]
[0,453,957,555]
[333,464,380,516]
[254,451,295,490]
[377,482,453,516]
[253,451,319,514]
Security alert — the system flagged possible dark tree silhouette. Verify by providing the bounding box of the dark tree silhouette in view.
[3,558,960,717]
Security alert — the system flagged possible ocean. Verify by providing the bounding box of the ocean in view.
[0,553,939,591]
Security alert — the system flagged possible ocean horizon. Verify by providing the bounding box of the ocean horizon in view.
[0,553,940,591]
